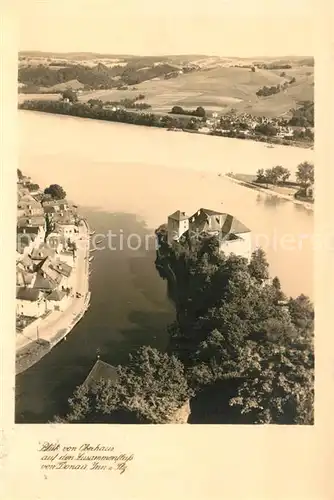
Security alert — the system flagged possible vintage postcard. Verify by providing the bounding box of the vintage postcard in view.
[0,0,332,498]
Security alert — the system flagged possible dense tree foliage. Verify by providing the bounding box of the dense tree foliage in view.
[18,62,182,90]
[19,100,200,131]
[256,85,281,97]
[155,229,314,424]
[62,89,78,103]
[57,347,192,424]
[170,106,206,118]
[256,165,290,185]
[289,101,314,127]
[44,184,66,200]
[254,123,278,136]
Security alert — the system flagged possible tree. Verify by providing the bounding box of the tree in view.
[229,333,314,424]
[248,248,269,282]
[257,166,291,185]
[256,169,266,183]
[296,161,314,186]
[272,165,290,183]
[62,89,78,103]
[155,228,314,424]
[255,123,277,136]
[17,168,23,180]
[171,105,185,115]
[44,184,66,200]
[59,347,192,424]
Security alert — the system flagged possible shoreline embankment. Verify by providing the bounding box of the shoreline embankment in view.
[16,219,92,375]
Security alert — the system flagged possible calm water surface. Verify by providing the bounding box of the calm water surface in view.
[16,111,314,422]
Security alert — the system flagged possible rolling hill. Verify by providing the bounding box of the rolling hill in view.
[18,52,314,118]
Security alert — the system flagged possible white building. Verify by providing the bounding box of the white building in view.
[167,211,189,244]
[167,207,252,261]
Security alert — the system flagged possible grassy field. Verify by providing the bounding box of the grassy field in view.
[18,52,314,118]
[79,64,314,117]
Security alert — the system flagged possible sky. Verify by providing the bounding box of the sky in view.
[18,0,314,57]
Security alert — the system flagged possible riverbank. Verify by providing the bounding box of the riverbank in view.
[225,173,314,211]
[15,219,91,375]
[18,100,313,149]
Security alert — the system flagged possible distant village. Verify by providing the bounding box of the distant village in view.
[16,171,88,335]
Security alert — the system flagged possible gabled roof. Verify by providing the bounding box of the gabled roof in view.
[33,273,58,290]
[42,198,68,207]
[38,258,63,284]
[16,269,35,287]
[18,255,34,269]
[16,232,38,253]
[46,289,66,301]
[16,287,41,302]
[17,199,43,209]
[31,245,56,261]
[83,359,119,389]
[50,260,72,278]
[168,210,189,221]
[17,216,45,228]
[17,226,40,235]
[54,214,76,225]
[199,208,225,217]
[221,214,250,235]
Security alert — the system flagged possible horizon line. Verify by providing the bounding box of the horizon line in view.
[18,50,314,59]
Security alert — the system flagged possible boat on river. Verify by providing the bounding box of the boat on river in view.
[89,256,95,262]
[89,230,96,236]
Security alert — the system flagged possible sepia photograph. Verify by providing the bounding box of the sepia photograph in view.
[15,0,314,425]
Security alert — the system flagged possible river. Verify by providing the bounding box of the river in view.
[16,111,314,422]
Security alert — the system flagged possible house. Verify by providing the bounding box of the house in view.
[17,175,31,187]
[33,272,59,292]
[48,259,73,289]
[167,210,189,244]
[58,249,75,266]
[16,267,36,288]
[17,227,45,255]
[167,208,252,261]
[42,199,70,213]
[45,231,65,253]
[31,244,57,263]
[16,287,47,318]
[17,215,46,231]
[17,199,44,218]
[54,214,78,242]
